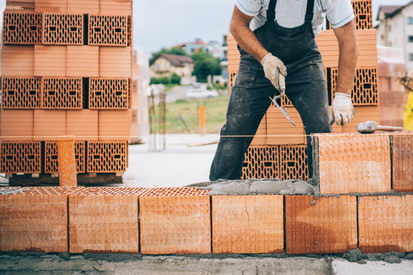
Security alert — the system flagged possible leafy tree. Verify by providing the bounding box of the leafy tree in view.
[170,73,181,85]
[150,47,188,65]
[191,50,222,83]
[160,77,170,85]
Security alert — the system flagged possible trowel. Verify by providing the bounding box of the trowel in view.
[269,90,296,126]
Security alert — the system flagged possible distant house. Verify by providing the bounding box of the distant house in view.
[150,54,194,85]
[377,2,413,72]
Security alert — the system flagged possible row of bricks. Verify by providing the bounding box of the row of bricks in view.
[230,66,379,107]
[314,132,413,194]
[0,187,411,254]
[1,45,132,78]
[0,140,128,174]
[249,105,380,147]
[1,109,131,142]
[227,29,377,72]
[1,77,130,109]
[2,12,131,47]
[244,132,413,194]
[6,0,133,15]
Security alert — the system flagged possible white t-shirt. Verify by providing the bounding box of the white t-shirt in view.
[235,0,355,36]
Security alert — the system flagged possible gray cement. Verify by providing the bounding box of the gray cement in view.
[1,253,413,275]
[190,178,316,196]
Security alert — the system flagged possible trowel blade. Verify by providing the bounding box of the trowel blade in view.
[269,96,296,126]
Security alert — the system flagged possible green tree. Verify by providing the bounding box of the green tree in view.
[150,47,188,65]
[191,50,222,83]
[170,73,181,85]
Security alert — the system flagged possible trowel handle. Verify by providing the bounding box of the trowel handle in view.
[376,125,404,132]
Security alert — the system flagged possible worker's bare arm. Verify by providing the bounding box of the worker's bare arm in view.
[230,6,269,63]
[333,20,358,96]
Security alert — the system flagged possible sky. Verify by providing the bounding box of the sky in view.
[0,0,412,55]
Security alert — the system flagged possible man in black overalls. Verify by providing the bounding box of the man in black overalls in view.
[210,0,358,181]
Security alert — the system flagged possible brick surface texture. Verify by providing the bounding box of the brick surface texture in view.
[212,195,284,254]
[286,195,357,254]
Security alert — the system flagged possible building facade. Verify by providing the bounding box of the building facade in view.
[377,2,413,72]
[150,54,194,85]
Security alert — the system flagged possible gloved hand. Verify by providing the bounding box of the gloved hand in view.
[261,53,287,92]
[330,92,355,126]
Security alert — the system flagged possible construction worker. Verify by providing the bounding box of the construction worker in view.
[210,0,358,181]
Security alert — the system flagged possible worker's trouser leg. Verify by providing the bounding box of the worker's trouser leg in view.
[209,44,331,181]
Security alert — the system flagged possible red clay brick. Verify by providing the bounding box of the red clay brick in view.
[0,187,73,252]
[392,133,413,192]
[285,195,357,254]
[69,188,146,253]
[140,192,211,255]
[212,195,283,254]
[315,133,391,194]
[359,195,413,253]
[242,145,280,180]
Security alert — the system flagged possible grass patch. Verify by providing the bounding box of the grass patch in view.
[166,94,229,134]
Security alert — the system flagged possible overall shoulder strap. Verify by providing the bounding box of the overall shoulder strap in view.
[305,0,315,22]
[267,0,277,22]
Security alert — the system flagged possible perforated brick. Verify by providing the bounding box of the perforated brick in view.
[42,13,83,45]
[286,195,357,254]
[45,141,85,174]
[0,141,41,174]
[1,110,34,140]
[42,77,82,109]
[2,11,42,44]
[88,15,127,46]
[0,189,69,252]
[352,0,373,29]
[140,195,211,254]
[127,16,132,47]
[392,133,413,192]
[141,187,209,197]
[314,133,391,194]
[87,141,128,173]
[89,78,130,109]
[279,145,308,181]
[242,145,279,180]
[331,67,378,105]
[359,195,413,253]
[69,191,139,253]
[212,195,283,254]
[1,77,41,109]
[266,106,306,145]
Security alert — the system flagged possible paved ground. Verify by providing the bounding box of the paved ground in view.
[123,134,219,187]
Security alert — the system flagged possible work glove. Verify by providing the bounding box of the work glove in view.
[261,53,287,92]
[330,92,355,126]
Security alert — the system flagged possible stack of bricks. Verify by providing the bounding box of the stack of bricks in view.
[0,0,132,179]
[227,0,380,180]
[1,133,412,254]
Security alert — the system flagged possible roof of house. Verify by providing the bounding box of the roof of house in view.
[158,54,194,67]
[377,2,413,21]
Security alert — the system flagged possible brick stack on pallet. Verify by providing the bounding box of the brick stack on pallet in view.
[1,133,412,254]
[0,0,133,180]
[227,0,380,181]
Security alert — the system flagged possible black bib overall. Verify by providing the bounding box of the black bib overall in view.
[210,0,332,181]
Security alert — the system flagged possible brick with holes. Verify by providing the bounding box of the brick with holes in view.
[87,141,128,173]
[88,15,128,46]
[0,141,41,174]
[1,77,42,109]
[242,145,280,180]
[2,11,42,45]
